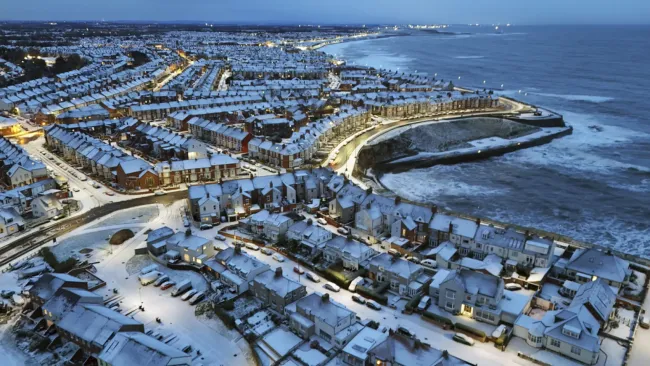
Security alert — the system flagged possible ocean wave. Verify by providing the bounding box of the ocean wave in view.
[531,92,614,103]
[381,169,508,201]
[453,55,485,59]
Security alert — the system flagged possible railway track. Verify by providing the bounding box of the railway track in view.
[0,190,186,268]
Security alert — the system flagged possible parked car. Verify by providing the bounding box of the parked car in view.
[79,175,88,181]
[200,223,213,230]
[337,227,350,235]
[214,234,226,241]
[245,243,260,251]
[492,324,507,339]
[160,281,176,290]
[316,218,327,225]
[417,296,431,312]
[420,259,437,269]
[261,248,273,255]
[352,295,366,305]
[154,190,167,196]
[306,272,320,283]
[104,191,115,196]
[323,282,340,292]
[181,289,198,301]
[397,327,412,337]
[366,300,381,310]
[505,283,522,291]
[640,316,650,329]
[407,256,421,264]
[154,275,170,287]
[189,291,206,305]
[72,188,80,192]
[272,253,285,262]
[293,266,305,275]
[387,249,401,257]
[452,333,475,346]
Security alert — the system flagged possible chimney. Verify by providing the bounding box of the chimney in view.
[475,218,481,226]
[185,228,192,237]
[431,205,438,215]
[448,222,453,234]
[239,186,242,193]
[275,267,283,277]
[321,293,329,302]
[206,192,210,198]
[234,245,241,254]
[394,196,401,205]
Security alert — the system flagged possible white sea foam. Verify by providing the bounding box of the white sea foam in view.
[381,169,508,202]
[531,92,614,103]
[453,55,485,59]
[501,110,650,175]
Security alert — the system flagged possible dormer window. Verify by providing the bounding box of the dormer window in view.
[562,325,581,339]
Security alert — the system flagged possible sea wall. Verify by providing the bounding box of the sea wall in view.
[356,116,570,174]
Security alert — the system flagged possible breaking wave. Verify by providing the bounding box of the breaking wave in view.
[531,92,614,103]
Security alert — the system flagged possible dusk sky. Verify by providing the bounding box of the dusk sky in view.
[2,0,650,24]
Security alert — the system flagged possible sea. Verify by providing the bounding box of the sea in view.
[321,25,650,257]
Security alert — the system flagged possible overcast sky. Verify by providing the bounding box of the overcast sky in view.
[2,0,650,25]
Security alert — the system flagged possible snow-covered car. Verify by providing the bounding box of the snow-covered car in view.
[245,243,260,251]
[72,188,80,192]
[323,282,340,292]
[104,191,115,196]
[317,218,327,225]
[640,316,650,329]
[337,227,350,235]
[351,295,366,305]
[154,190,167,196]
[160,281,176,290]
[306,272,320,282]
[492,324,507,338]
[200,223,213,230]
[420,259,437,269]
[261,248,273,255]
[366,300,381,310]
[154,275,170,287]
[189,291,206,305]
[293,266,304,275]
[214,234,226,241]
[272,254,285,262]
[181,289,198,301]
[452,333,475,346]
[505,283,522,291]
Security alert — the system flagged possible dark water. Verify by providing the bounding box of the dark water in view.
[323,25,650,256]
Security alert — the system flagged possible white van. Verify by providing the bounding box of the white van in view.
[348,276,364,292]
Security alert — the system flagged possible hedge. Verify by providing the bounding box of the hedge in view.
[405,292,424,312]
[422,311,453,327]
[356,284,388,305]
[455,322,487,342]
[40,247,77,273]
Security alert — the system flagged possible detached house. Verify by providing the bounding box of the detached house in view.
[435,269,505,325]
[207,247,269,294]
[368,253,431,298]
[286,292,357,344]
[513,279,615,365]
[323,235,377,271]
[287,220,332,255]
[554,248,630,291]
